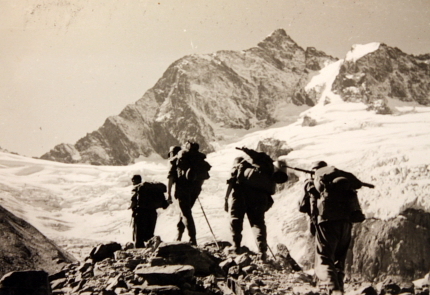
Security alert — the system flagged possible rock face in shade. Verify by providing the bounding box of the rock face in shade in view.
[0,205,76,279]
[347,208,430,282]
[298,208,430,283]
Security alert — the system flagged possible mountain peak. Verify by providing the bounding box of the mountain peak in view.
[345,42,380,62]
[257,28,300,51]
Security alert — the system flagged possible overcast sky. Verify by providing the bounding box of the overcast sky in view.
[1,0,429,157]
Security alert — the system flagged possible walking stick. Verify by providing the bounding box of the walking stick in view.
[197,197,220,250]
[267,244,276,260]
[252,236,276,261]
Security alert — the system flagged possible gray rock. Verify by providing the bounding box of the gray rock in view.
[136,285,181,295]
[156,242,220,276]
[89,242,122,263]
[134,264,195,285]
[0,271,51,295]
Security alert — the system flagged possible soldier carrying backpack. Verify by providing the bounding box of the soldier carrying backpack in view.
[129,174,169,248]
[299,161,372,295]
[224,147,288,261]
[169,141,211,246]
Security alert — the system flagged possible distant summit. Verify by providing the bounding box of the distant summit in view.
[41,29,430,165]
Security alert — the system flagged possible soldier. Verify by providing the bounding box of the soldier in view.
[169,141,211,246]
[224,148,278,261]
[130,174,168,248]
[301,161,365,295]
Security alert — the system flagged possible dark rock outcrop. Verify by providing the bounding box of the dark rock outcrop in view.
[0,271,51,295]
[256,138,293,160]
[0,205,76,279]
[347,208,430,282]
[297,208,430,283]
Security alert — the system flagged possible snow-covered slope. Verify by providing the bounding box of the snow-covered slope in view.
[1,100,429,251]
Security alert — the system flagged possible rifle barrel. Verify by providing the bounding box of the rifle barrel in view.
[361,182,375,189]
[286,165,314,174]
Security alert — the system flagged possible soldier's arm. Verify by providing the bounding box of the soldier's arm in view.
[224,181,234,212]
[167,177,175,203]
[129,188,139,211]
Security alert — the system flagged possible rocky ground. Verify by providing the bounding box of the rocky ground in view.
[46,237,430,295]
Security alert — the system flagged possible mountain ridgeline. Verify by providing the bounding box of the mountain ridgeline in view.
[40,29,430,165]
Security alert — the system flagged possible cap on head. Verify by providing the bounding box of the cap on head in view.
[311,161,327,170]
[131,174,142,183]
[168,146,181,157]
[233,157,244,165]
[185,140,199,151]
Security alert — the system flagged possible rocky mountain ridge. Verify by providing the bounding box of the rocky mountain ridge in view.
[332,43,430,113]
[40,29,337,165]
[16,30,430,166]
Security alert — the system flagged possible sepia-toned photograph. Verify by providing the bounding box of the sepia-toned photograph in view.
[0,1,429,294]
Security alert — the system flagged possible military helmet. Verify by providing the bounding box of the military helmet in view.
[311,161,328,170]
[168,146,181,157]
[131,174,142,183]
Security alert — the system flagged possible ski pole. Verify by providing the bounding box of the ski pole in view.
[252,236,276,261]
[267,244,276,260]
[197,197,220,250]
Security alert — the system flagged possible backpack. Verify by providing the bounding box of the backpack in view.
[136,182,168,210]
[176,148,211,182]
[273,160,289,184]
[313,166,365,222]
[235,158,277,195]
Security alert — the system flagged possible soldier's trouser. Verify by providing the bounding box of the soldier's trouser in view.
[175,180,202,243]
[230,193,267,254]
[133,209,158,248]
[314,220,352,292]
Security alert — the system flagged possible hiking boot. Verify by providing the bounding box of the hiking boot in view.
[233,247,241,255]
[257,252,267,262]
[228,245,241,255]
[189,239,197,246]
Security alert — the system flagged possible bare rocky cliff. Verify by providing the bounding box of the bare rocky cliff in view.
[296,208,430,283]
[332,44,430,113]
[0,205,76,278]
[347,208,430,282]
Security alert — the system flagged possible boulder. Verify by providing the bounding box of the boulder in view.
[90,242,122,263]
[134,264,195,286]
[0,270,51,295]
[155,242,221,276]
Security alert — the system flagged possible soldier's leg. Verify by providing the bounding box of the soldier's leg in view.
[246,206,267,258]
[314,221,344,293]
[230,193,246,252]
[185,181,203,245]
[142,210,158,242]
[175,184,186,241]
[177,196,197,245]
[334,222,352,292]
[133,214,145,248]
